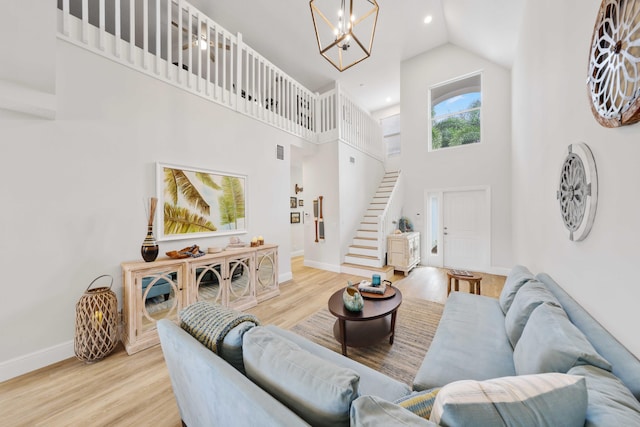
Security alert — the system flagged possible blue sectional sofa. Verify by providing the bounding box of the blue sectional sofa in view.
[158,266,640,426]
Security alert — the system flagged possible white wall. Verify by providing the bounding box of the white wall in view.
[303,142,341,271]
[401,44,513,271]
[512,0,640,358]
[0,39,300,379]
[290,158,304,256]
[0,2,56,118]
[0,2,55,94]
[338,144,386,259]
[372,104,402,173]
[302,141,385,271]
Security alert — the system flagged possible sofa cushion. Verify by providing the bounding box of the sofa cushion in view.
[430,373,587,427]
[504,280,561,347]
[394,388,441,420]
[514,303,612,375]
[179,301,258,373]
[351,395,439,427]
[568,365,640,427]
[413,292,515,391]
[243,327,359,427]
[499,265,535,314]
[264,324,410,401]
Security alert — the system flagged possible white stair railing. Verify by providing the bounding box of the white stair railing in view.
[57,0,384,159]
[316,83,384,160]
[377,171,403,265]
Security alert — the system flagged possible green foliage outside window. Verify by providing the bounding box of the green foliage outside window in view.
[432,99,481,150]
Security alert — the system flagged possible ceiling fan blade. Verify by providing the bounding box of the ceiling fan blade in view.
[172,20,232,52]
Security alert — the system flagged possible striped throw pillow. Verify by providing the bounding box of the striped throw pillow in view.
[394,388,441,419]
[430,373,587,427]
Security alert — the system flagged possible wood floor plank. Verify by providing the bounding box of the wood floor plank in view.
[0,258,504,426]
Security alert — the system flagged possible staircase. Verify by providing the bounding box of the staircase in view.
[342,171,401,279]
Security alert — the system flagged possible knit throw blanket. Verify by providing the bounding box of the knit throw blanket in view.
[179,301,260,354]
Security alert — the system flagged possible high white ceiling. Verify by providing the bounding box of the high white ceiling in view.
[190,0,525,113]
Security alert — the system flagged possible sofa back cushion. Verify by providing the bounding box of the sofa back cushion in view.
[567,365,640,426]
[243,327,359,427]
[499,265,535,314]
[504,280,561,347]
[536,272,640,400]
[429,373,587,427]
[514,303,612,375]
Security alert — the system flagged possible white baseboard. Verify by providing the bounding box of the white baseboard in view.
[279,272,293,283]
[303,260,342,273]
[290,250,304,258]
[0,340,74,383]
[488,266,511,276]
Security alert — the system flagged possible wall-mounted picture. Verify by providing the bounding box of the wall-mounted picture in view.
[298,199,304,207]
[290,212,301,223]
[290,197,297,208]
[156,163,247,241]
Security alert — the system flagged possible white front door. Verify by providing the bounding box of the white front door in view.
[442,189,490,271]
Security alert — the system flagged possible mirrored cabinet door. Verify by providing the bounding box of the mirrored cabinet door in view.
[256,247,279,302]
[192,260,225,305]
[227,255,255,310]
[136,268,182,335]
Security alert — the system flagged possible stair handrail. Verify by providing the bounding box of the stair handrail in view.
[377,171,403,265]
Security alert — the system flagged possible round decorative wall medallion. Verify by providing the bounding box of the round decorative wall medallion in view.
[557,143,598,241]
[587,0,640,127]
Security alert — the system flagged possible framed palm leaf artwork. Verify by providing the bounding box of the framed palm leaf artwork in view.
[156,163,247,241]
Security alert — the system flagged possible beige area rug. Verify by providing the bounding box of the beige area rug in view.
[289,298,444,387]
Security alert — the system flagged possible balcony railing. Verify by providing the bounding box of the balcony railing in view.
[57,0,383,158]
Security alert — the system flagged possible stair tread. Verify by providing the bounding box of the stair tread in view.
[345,254,380,260]
[350,244,378,250]
[354,237,377,241]
[342,263,395,273]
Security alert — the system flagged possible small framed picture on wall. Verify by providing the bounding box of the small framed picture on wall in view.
[298,199,304,207]
[290,212,301,223]
[290,197,297,208]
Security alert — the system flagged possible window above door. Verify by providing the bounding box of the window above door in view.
[429,72,482,151]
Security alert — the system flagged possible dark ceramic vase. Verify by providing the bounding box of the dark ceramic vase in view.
[141,225,159,262]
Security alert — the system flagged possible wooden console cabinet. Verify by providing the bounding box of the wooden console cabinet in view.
[387,232,420,276]
[121,244,278,354]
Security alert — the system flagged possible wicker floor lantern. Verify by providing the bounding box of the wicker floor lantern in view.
[74,275,118,363]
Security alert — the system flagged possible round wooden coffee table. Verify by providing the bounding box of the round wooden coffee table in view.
[328,286,403,356]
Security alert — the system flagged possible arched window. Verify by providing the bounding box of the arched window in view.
[429,72,482,151]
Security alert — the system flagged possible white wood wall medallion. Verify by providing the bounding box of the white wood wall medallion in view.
[588,0,640,127]
[557,143,599,241]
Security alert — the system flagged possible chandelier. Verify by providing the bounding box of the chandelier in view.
[309,0,379,72]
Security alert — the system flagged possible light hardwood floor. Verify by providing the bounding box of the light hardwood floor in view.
[0,258,504,426]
